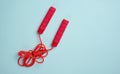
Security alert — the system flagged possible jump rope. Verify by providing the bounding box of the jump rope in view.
[17,6,69,67]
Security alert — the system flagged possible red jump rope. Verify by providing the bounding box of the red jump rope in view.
[17,6,69,67]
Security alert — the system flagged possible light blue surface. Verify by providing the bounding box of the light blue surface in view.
[0,0,120,74]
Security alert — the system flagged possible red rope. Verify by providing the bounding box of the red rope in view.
[18,43,48,67]
[18,35,54,67]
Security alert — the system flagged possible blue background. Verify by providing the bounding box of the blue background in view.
[0,0,120,74]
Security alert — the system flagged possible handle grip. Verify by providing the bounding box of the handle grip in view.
[52,19,69,47]
[38,6,56,34]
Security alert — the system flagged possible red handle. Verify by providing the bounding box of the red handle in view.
[52,19,69,47]
[38,6,56,34]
